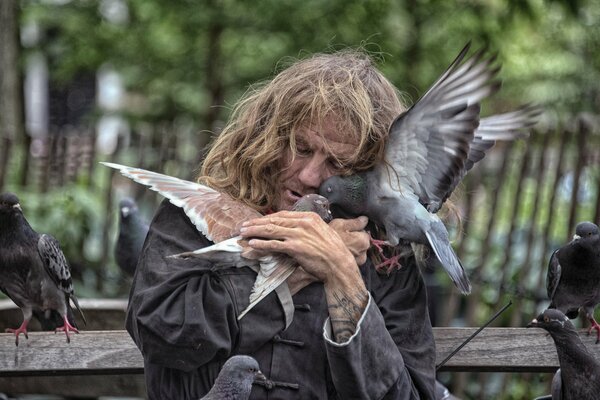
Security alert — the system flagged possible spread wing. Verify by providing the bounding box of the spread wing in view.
[547,249,562,301]
[102,162,261,243]
[385,42,500,212]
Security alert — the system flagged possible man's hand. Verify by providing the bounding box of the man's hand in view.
[329,216,370,266]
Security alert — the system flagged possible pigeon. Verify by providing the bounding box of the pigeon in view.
[101,162,332,327]
[0,192,86,345]
[319,42,540,294]
[200,355,266,400]
[547,221,600,343]
[115,197,149,277]
[527,309,600,399]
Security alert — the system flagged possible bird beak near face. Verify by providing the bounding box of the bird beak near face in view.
[573,234,581,241]
[254,370,267,383]
[13,203,22,212]
[121,207,131,218]
[526,318,539,328]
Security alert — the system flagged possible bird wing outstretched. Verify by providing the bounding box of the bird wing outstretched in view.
[102,162,261,243]
[384,42,500,212]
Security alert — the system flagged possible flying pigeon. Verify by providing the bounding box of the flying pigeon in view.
[115,197,149,277]
[319,43,540,294]
[0,192,86,345]
[547,221,600,343]
[200,355,266,400]
[527,308,600,399]
[101,162,332,327]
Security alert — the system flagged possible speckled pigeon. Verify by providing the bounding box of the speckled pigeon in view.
[527,309,600,399]
[0,192,86,345]
[200,355,266,400]
[547,221,600,343]
[319,43,540,294]
[101,162,332,327]
[115,197,149,277]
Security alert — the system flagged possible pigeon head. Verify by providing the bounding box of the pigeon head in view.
[0,192,23,217]
[573,221,600,250]
[527,309,575,333]
[318,174,367,216]
[292,194,332,223]
[119,197,138,220]
[209,355,266,398]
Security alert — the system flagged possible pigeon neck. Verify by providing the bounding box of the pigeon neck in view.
[550,328,598,376]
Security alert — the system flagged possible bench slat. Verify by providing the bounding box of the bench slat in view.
[1,328,600,376]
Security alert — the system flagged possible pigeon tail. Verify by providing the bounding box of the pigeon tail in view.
[425,221,471,294]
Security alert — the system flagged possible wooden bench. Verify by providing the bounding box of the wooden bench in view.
[2,299,600,397]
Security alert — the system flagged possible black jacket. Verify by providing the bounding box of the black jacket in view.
[126,199,436,399]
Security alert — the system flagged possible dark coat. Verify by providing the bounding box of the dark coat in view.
[126,200,436,399]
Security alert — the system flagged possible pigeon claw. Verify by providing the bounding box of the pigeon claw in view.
[55,317,80,343]
[587,317,600,344]
[5,321,29,346]
[368,232,392,254]
[374,254,402,274]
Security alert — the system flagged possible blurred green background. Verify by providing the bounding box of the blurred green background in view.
[1,0,599,399]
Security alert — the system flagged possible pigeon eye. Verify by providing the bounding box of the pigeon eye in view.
[544,316,549,323]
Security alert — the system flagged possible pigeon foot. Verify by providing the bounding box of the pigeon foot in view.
[368,232,392,253]
[586,317,600,344]
[5,320,29,346]
[54,317,79,343]
[374,254,402,273]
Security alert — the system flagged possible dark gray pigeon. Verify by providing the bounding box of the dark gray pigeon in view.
[200,355,266,400]
[319,43,539,294]
[547,221,600,343]
[527,308,600,399]
[115,197,149,277]
[101,162,331,328]
[0,192,86,345]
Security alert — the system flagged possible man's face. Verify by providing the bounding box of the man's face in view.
[274,118,359,211]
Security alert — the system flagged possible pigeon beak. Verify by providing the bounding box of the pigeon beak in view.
[573,234,581,240]
[526,318,538,328]
[13,203,22,212]
[121,207,131,218]
[254,370,267,383]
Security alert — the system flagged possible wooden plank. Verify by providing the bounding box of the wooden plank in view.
[435,327,600,372]
[2,328,600,376]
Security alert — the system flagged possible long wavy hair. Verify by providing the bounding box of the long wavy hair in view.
[199,50,406,212]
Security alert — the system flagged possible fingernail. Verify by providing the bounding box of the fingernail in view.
[240,227,247,233]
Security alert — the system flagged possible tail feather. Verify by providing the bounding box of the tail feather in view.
[70,294,87,326]
[425,223,471,295]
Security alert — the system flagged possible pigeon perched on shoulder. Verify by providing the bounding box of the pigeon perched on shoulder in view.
[200,355,266,400]
[527,309,600,399]
[547,221,600,343]
[0,192,86,345]
[319,42,540,294]
[115,197,149,277]
[101,162,331,327]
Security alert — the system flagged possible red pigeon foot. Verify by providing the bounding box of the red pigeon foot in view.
[587,317,600,344]
[374,254,402,273]
[6,320,29,346]
[55,317,79,343]
[368,231,391,254]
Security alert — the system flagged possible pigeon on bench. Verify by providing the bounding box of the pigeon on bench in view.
[547,221,600,343]
[528,309,600,400]
[0,192,86,345]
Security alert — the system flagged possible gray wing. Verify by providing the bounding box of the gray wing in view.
[547,249,561,301]
[551,368,562,400]
[433,104,542,212]
[37,234,74,296]
[385,43,500,212]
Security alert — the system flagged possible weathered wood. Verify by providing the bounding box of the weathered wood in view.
[2,328,600,376]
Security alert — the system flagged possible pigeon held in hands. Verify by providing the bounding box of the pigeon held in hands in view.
[319,42,541,295]
[527,309,600,400]
[115,197,149,277]
[101,162,331,328]
[200,355,266,400]
[547,221,600,343]
[0,192,86,345]
[170,193,332,322]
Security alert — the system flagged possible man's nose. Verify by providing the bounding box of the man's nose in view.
[297,155,328,189]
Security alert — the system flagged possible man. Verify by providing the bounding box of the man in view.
[126,50,436,399]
